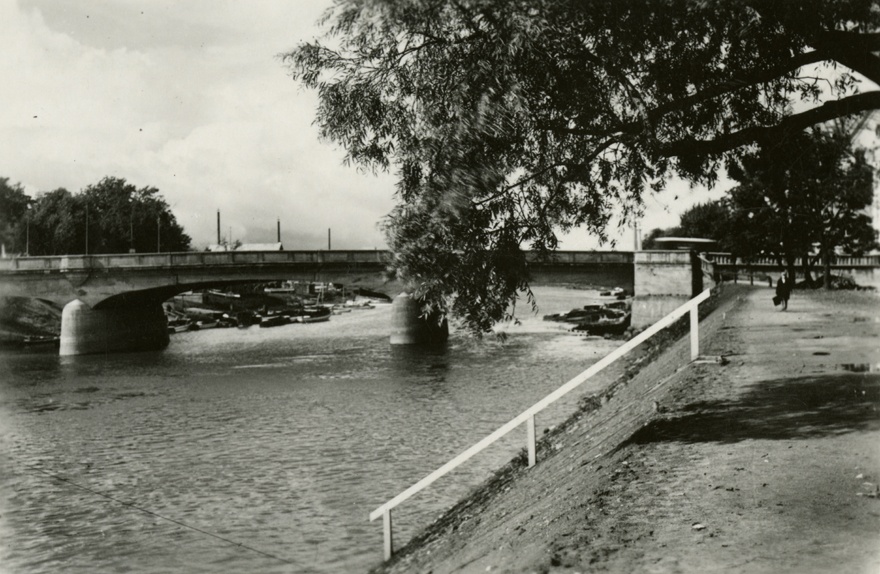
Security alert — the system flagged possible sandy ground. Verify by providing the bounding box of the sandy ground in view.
[371,285,880,574]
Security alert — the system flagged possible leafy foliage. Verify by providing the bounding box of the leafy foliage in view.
[284,0,880,333]
[6,176,191,256]
[645,121,877,286]
[726,121,877,280]
[0,178,31,253]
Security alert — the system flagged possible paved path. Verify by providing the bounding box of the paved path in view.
[577,287,880,574]
[374,286,880,573]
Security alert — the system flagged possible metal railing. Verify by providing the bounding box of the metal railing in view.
[369,288,712,561]
[705,252,880,268]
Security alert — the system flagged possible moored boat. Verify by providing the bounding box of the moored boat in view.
[259,313,290,328]
[167,319,192,333]
[299,313,330,324]
[291,306,332,324]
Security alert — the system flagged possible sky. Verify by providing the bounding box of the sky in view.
[1,0,727,252]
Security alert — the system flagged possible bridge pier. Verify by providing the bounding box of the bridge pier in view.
[389,293,448,345]
[60,299,169,356]
[633,250,710,329]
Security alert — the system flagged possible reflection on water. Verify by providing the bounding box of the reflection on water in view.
[0,288,620,573]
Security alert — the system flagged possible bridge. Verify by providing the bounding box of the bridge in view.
[0,250,633,355]
[1,249,876,355]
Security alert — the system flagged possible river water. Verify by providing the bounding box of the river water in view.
[0,287,621,574]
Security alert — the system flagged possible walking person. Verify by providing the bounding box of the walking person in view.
[775,270,792,311]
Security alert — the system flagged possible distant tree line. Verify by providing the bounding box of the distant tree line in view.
[0,176,191,256]
[643,121,878,288]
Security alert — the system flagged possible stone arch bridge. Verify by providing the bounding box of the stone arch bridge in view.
[0,250,634,355]
[8,249,873,355]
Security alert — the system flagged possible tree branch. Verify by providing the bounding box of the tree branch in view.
[648,49,832,122]
[659,91,880,158]
[539,50,832,140]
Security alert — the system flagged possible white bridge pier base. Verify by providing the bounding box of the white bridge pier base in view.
[59,299,169,356]
[389,293,449,345]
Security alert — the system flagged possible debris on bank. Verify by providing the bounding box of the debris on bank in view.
[542,288,632,336]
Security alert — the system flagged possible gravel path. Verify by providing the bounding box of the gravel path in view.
[372,285,880,574]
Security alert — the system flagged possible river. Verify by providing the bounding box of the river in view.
[0,287,622,573]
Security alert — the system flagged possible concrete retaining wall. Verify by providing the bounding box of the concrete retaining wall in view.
[633,251,704,329]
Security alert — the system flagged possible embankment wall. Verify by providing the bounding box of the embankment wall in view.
[372,283,748,573]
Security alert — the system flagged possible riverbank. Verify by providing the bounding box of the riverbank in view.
[0,297,61,346]
[370,285,880,573]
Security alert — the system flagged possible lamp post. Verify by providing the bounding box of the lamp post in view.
[129,200,135,253]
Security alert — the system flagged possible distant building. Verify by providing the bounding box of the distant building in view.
[235,243,283,251]
[204,243,284,252]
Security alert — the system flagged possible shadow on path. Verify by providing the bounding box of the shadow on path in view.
[629,373,880,445]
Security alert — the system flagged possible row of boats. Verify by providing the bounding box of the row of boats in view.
[165,299,379,334]
[166,306,332,332]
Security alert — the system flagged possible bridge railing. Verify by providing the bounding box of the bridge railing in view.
[524,251,633,264]
[0,250,392,271]
[369,288,712,561]
[705,252,880,268]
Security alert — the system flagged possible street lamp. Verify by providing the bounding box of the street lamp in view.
[129,199,135,253]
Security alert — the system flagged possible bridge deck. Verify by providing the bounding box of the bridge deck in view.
[0,250,635,273]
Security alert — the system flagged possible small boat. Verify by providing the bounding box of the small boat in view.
[20,335,60,348]
[291,306,331,324]
[207,289,240,299]
[235,311,259,328]
[259,313,290,328]
[264,280,299,294]
[299,313,330,324]
[191,320,219,330]
[572,312,631,336]
[167,319,192,334]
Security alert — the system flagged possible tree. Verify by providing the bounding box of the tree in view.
[23,177,191,256]
[26,188,81,256]
[640,226,679,250]
[0,178,31,254]
[726,121,877,285]
[80,177,191,254]
[285,0,880,333]
[677,200,733,250]
[641,200,734,251]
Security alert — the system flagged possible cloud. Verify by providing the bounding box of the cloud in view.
[3,0,395,250]
[3,0,729,255]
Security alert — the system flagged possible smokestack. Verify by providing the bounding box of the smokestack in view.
[328,228,331,250]
[217,210,221,245]
[277,218,281,243]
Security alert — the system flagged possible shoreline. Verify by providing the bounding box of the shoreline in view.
[370,284,741,572]
[370,285,880,573]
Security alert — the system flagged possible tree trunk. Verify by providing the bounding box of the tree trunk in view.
[823,248,832,289]
[786,254,797,286]
[802,252,813,288]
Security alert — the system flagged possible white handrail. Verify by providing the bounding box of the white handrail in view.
[369,288,711,560]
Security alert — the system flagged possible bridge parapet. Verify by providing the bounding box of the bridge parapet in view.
[705,252,880,268]
[0,250,391,273]
[525,251,633,265]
